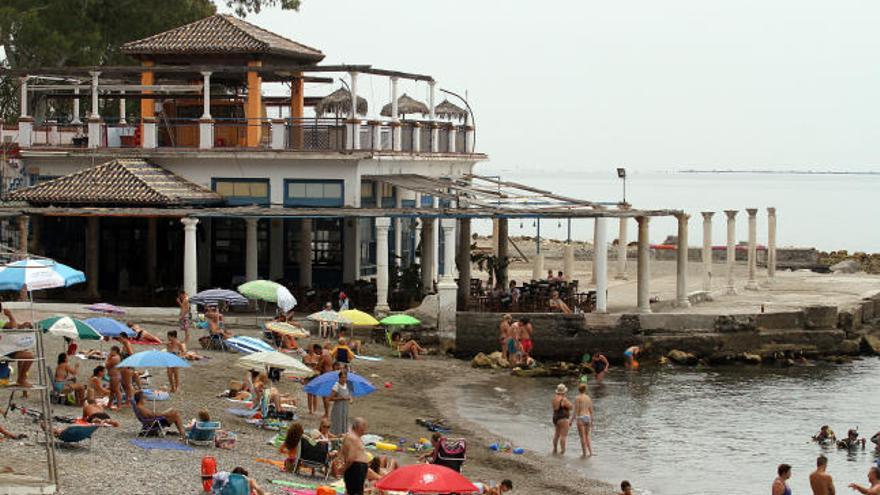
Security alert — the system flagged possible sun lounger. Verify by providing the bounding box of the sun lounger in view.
[55,425,98,449]
[186,421,221,446]
[292,437,332,480]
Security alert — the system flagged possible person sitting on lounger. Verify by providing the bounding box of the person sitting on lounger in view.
[87,365,110,402]
[548,290,572,314]
[230,467,266,495]
[133,390,185,436]
[55,353,86,405]
[254,373,297,412]
[82,398,118,427]
[126,322,162,344]
[390,332,426,359]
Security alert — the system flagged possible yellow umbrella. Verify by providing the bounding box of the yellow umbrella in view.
[339,309,380,326]
[265,321,309,338]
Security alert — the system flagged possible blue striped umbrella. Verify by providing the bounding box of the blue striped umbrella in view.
[84,317,135,338]
[0,258,85,292]
[191,289,249,307]
[224,336,274,354]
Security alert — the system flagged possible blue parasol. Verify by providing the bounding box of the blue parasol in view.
[84,317,135,337]
[117,350,190,369]
[0,258,85,292]
[303,370,376,398]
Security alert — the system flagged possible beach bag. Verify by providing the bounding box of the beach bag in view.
[214,430,237,450]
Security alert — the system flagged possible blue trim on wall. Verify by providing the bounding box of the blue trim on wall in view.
[283,179,345,208]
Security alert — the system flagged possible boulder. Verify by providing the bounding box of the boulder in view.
[831,259,861,274]
[803,305,838,330]
[487,351,510,368]
[860,335,880,355]
[471,353,493,368]
[838,339,861,355]
[511,367,552,378]
[741,353,762,365]
[667,349,698,365]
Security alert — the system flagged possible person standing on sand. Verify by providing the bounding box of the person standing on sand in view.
[315,343,335,417]
[176,290,190,344]
[340,417,370,495]
[329,369,353,435]
[772,464,793,495]
[573,383,595,457]
[499,314,512,360]
[849,467,880,495]
[551,383,572,455]
[105,346,122,410]
[810,455,835,495]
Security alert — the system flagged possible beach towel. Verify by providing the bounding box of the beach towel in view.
[130,439,194,451]
[226,407,257,418]
[255,458,285,470]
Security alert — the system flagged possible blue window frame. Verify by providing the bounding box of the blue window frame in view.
[212,178,270,206]
[284,179,344,207]
[420,194,434,208]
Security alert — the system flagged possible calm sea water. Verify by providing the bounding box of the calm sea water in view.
[471,170,880,253]
[457,359,880,495]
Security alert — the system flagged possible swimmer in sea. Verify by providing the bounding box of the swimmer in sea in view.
[813,425,836,444]
[837,429,866,450]
[591,352,610,383]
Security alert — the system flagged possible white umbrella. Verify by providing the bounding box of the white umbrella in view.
[237,351,315,378]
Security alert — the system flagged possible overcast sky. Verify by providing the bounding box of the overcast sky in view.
[227,0,880,172]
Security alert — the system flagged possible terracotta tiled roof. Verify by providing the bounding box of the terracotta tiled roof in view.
[10,159,223,207]
[120,14,324,62]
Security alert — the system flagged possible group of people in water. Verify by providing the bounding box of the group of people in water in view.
[773,457,880,495]
[498,314,534,367]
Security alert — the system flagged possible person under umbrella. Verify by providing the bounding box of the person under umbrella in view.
[328,369,353,436]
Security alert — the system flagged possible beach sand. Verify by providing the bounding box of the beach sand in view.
[2,316,613,495]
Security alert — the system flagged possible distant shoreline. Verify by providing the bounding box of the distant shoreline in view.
[678,169,880,175]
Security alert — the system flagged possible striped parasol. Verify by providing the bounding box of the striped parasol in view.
[191,289,249,307]
[224,336,275,354]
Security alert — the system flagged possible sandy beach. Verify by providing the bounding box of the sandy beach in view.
[2,312,613,495]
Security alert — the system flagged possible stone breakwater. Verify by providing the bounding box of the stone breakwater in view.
[455,292,880,365]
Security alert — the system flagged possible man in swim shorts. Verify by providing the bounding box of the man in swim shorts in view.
[809,455,835,495]
[573,383,594,457]
[340,417,370,495]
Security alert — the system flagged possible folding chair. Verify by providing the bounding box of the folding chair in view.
[293,437,332,480]
[132,401,167,437]
[186,421,221,446]
[433,437,467,473]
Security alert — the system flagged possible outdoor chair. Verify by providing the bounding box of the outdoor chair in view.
[217,473,250,495]
[54,425,98,449]
[46,367,67,405]
[292,437,332,479]
[132,402,167,437]
[186,420,221,446]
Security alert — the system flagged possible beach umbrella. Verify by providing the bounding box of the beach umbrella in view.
[224,336,275,354]
[117,350,190,369]
[84,317,135,338]
[315,87,368,117]
[237,280,297,313]
[380,314,421,326]
[237,351,315,378]
[307,309,350,324]
[265,321,309,338]
[381,94,430,117]
[374,464,479,494]
[434,99,468,121]
[191,289,249,307]
[0,258,85,292]
[38,316,101,340]
[304,370,376,398]
[339,309,380,326]
[84,302,125,315]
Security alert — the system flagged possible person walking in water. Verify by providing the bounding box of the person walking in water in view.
[573,383,595,457]
[551,383,572,455]
[772,464,792,495]
[624,345,641,369]
[809,455,835,495]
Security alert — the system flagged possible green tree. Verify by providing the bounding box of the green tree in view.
[225,0,300,17]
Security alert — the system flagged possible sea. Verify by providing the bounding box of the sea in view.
[457,359,880,495]
[470,169,880,253]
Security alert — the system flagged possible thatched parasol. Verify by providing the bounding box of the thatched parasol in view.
[434,99,468,121]
[380,94,430,117]
[315,88,368,117]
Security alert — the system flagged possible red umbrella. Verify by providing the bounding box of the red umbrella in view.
[374,464,479,494]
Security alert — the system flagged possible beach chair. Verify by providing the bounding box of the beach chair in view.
[132,402,167,438]
[54,425,98,449]
[45,367,67,405]
[217,473,249,495]
[186,421,221,446]
[432,437,467,473]
[293,437,332,480]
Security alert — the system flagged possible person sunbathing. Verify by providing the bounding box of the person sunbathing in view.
[280,422,305,472]
[473,480,514,494]
[166,330,203,360]
[230,467,266,495]
[218,380,252,401]
[332,337,356,365]
[126,322,162,344]
[254,373,297,411]
[82,399,118,427]
[187,409,212,430]
[54,353,86,405]
[0,423,25,440]
[390,332,426,359]
[87,365,110,402]
[133,390,185,436]
[367,454,399,481]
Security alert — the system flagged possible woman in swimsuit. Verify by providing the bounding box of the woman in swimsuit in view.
[87,365,110,402]
[125,322,162,344]
[573,383,595,457]
[771,464,792,495]
[113,336,137,403]
[54,353,86,405]
[591,352,610,383]
[551,383,573,455]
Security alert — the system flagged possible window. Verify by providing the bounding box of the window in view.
[212,178,270,206]
[284,179,344,207]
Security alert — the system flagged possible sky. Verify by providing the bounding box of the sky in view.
[221,0,880,173]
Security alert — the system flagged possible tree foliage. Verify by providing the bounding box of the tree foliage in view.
[225,0,300,17]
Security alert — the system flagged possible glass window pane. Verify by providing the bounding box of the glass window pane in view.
[305,183,323,198]
[323,183,342,199]
[288,182,306,198]
[215,182,233,196]
[233,182,250,197]
[250,182,268,198]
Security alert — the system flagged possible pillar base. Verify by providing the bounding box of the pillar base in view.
[745,280,759,291]
[614,273,629,281]
[637,306,652,314]
[374,303,391,315]
[676,298,692,308]
[436,280,458,353]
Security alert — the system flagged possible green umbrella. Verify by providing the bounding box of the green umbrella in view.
[237,280,297,312]
[380,314,421,326]
[38,316,101,340]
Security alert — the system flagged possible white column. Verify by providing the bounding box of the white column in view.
[17,78,32,147]
[390,77,402,151]
[701,212,714,291]
[563,243,575,281]
[440,218,456,281]
[636,216,651,313]
[245,218,258,282]
[412,123,422,152]
[87,71,102,148]
[591,219,599,285]
[745,208,758,290]
[201,72,212,119]
[375,217,391,312]
[432,197,440,283]
[182,218,199,297]
[142,119,157,149]
[767,207,777,279]
[118,90,126,125]
[595,217,608,313]
[615,216,628,279]
[447,125,457,152]
[465,125,475,152]
[675,213,691,307]
[724,210,737,295]
[72,87,82,125]
[269,119,285,149]
[347,71,360,150]
[89,71,100,119]
[429,81,439,152]
[19,77,28,118]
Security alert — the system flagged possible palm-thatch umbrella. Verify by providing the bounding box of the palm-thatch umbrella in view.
[434,99,468,121]
[380,94,430,118]
[315,88,368,117]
